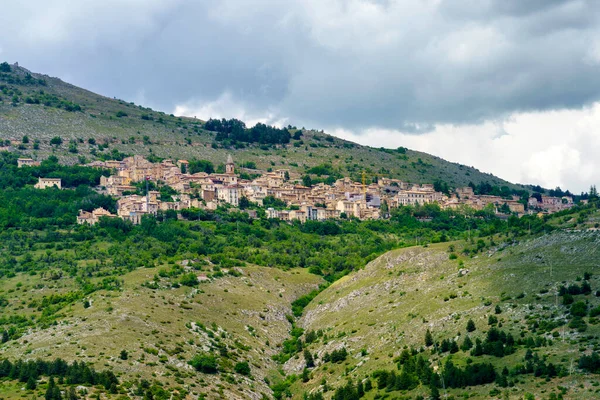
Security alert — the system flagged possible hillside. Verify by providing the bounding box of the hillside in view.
[291,230,600,399]
[0,263,322,399]
[0,62,524,191]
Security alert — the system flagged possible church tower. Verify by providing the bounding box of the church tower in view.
[226,154,235,175]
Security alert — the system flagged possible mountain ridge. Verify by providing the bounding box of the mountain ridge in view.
[0,62,532,192]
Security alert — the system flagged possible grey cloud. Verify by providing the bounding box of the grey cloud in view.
[1,0,599,131]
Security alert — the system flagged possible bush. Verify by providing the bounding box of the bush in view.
[234,361,251,376]
[50,136,63,146]
[571,301,587,317]
[179,273,199,287]
[189,353,218,373]
[466,319,476,332]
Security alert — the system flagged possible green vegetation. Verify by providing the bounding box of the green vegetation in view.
[1,62,600,398]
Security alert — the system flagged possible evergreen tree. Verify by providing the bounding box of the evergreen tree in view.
[26,375,37,390]
[304,349,315,368]
[67,386,78,400]
[429,375,440,400]
[466,319,476,332]
[302,367,310,383]
[424,329,434,347]
[460,335,473,351]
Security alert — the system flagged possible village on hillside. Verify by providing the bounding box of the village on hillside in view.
[19,155,578,225]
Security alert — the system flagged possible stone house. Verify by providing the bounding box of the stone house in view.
[34,177,62,189]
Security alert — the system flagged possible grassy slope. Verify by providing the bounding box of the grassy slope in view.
[293,231,600,399]
[0,64,523,190]
[0,262,323,399]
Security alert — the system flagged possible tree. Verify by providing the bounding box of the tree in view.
[571,301,587,317]
[424,329,434,347]
[239,196,250,210]
[590,185,598,201]
[304,349,315,368]
[189,353,218,373]
[234,361,251,376]
[460,335,473,351]
[22,135,29,144]
[0,62,11,72]
[45,376,62,400]
[50,136,63,146]
[179,272,199,287]
[67,386,78,400]
[429,375,440,400]
[120,350,128,360]
[26,375,37,390]
[466,319,476,332]
[302,175,313,187]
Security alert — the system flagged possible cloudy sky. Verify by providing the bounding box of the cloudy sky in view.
[1,0,600,192]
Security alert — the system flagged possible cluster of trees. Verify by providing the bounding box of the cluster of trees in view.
[442,360,496,388]
[373,351,433,392]
[467,181,527,200]
[0,358,118,392]
[470,328,516,357]
[187,159,215,174]
[579,352,600,373]
[23,89,82,111]
[205,118,291,144]
[322,347,348,364]
[0,70,47,86]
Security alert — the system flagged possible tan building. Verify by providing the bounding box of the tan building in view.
[77,208,118,225]
[17,158,40,168]
[34,177,62,189]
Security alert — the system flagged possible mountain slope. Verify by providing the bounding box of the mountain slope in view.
[290,231,600,399]
[0,62,524,190]
[0,263,322,399]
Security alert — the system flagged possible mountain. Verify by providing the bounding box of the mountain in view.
[292,230,600,399]
[0,62,525,191]
[2,62,599,400]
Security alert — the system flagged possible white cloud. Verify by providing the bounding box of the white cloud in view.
[173,91,287,128]
[331,103,600,193]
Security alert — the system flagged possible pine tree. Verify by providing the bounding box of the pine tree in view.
[429,375,441,400]
[424,329,434,347]
[302,368,310,383]
[304,349,315,368]
[26,375,37,390]
[460,335,473,351]
[44,376,60,400]
[67,386,78,400]
[466,319,476,332]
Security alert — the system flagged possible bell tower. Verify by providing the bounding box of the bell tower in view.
[226,154,235,175]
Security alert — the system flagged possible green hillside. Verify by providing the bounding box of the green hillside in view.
[0,62,523,190]
[292,231,600,399]
[2,62,600,400]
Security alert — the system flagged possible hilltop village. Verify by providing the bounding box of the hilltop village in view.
[20,155,576,225]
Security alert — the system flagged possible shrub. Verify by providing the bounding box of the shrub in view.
[571,301,587,317]
[189,353,218,373]
[234,361,251,376]
[50,136,63,146]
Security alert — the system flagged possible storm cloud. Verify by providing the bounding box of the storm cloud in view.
[1,0,600,190]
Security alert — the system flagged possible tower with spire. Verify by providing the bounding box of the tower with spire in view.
[226,154,235,175]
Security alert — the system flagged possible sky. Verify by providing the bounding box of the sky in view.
[1,0,600,193]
